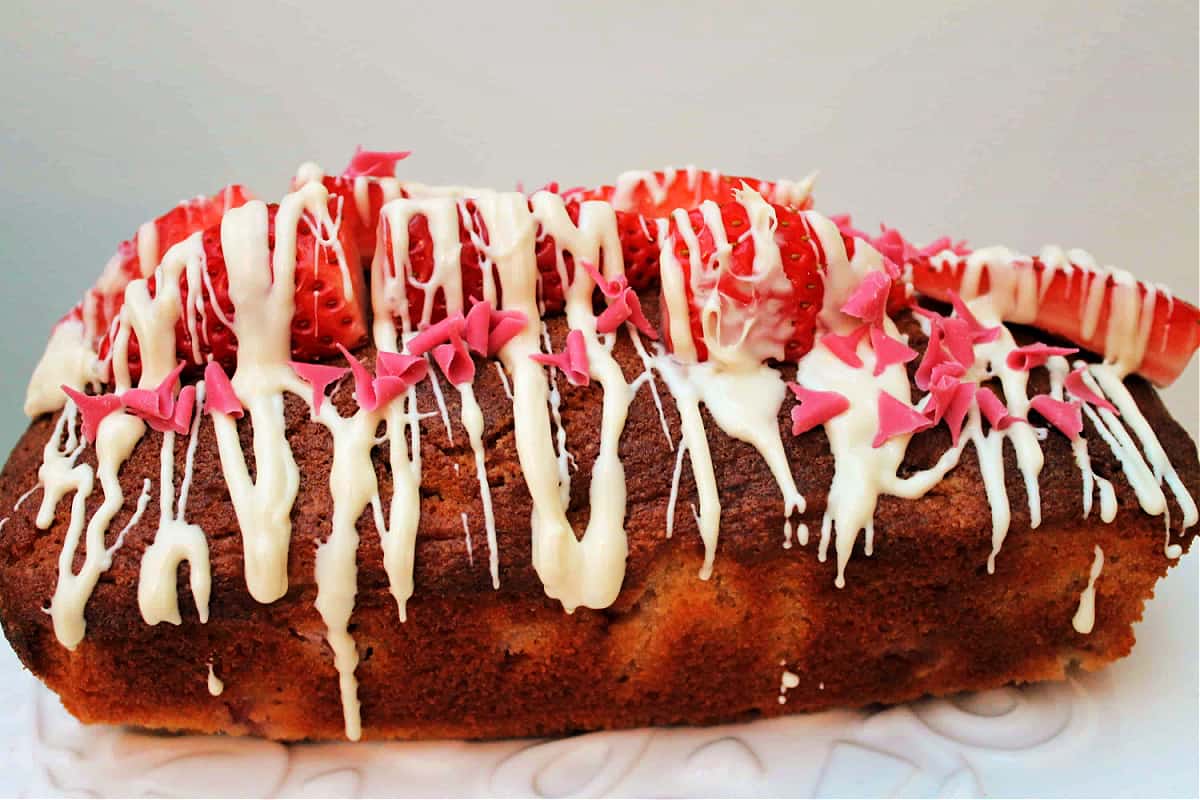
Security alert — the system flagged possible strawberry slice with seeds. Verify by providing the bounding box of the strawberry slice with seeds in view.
[566,168,815,217]
[910,252,1200,386]
[662,198,824,363]
[60,186,251,349]
[101,197,367,381]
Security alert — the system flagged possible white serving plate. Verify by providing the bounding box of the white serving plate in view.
[0,553,1194,798]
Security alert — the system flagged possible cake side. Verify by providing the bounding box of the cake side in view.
[1,307,1195,740]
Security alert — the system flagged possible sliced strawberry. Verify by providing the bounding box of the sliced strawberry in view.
[60,186,251,348]
[305,175,391,262]
[101,197,367,381]
[909,253,1200,386]
[565,168,815,217]
[662,200,824,363]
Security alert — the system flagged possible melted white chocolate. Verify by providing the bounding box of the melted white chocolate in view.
[1072,545,1105,634]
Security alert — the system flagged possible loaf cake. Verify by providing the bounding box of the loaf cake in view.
[0,151,1196,741]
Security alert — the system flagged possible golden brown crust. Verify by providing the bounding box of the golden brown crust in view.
[0,304,1196,740]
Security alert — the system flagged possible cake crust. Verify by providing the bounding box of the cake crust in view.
[1,307,1195,740]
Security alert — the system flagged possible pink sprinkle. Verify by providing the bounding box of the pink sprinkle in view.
[488,310,527,355]
[1005,343,1079,371]
[939,318,977,367]
[1065,367,1118,413]
[787,383,849,435]
[290,361,350,415]
[432,335,476,386]
[948,291,1001,344]
[869,327,918,376]
[581,260,628,299]
[203,361,243,418]
[169,385,197,434]
[408,314,465,356]
[870,226,915,273]
[464,302,493,355]
[531,329,590,386]
[924,372,975,446]
[60,386,123,443]
[120,388,162,419]
[375,351,428,387]
[821,325,870,368]
[120,361,187,427]
[830,214,870,241]
[341,147,411,179]
[873,391,934,448]
[976,387,1024,431]
[596,288,658,338]
[371,376,410,409]
[337,344,382,412]
[464,302,529,356]
[1030,395,1084,440]
[840,271,892,326]
[914,325,948,391]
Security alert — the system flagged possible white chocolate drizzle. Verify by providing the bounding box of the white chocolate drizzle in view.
[206,662,224,696]
[138,381,211,626]
[1072,546,1104,634]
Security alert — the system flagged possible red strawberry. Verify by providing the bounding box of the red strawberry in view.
[385,198,662,329]
[565,168,815,217]
[909,252,1200,386]
[60,186,251,348]
[305,175,392,263]
[663,200,824,363]
[101,197,367,381]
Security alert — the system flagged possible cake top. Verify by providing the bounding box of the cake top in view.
[17,148,1200,739]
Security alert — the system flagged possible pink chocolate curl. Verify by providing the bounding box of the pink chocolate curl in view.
[341,146,411,179]
[60,386,123,443]
[488,310,527,355]
[290,361,350,415]
[463,301,528,356]
[787,383,849,435]
[976,386,1024,431]
[869,327,918,376]
[924,368,975,446]
[464,302,493,356]
[1030,395,1084,440]
[873,390,934,448]
[948,291,1001,344]
[375,351,428,388]
[121,361,187,421]
[840,271,892,326]
[169,385,197,435]
[596,288,657,338]
[820,325,870,368]
[432,335,476,386]
[1005,343,1079,371]
[580,260,628,299]
[1064,367,1118,414]
[203,361,243,418]
[337,344,384,412]
[531,329,590,386]
[938,318,977,367]
[408,314,465,357]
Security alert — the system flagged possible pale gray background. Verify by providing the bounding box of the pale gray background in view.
[0,0,1197,794]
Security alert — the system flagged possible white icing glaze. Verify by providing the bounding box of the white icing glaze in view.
[1072,546,1104,634]
[44,403,149,648]
[206,662,224,696]
[796,326,963,586]
[138,382,210,626]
